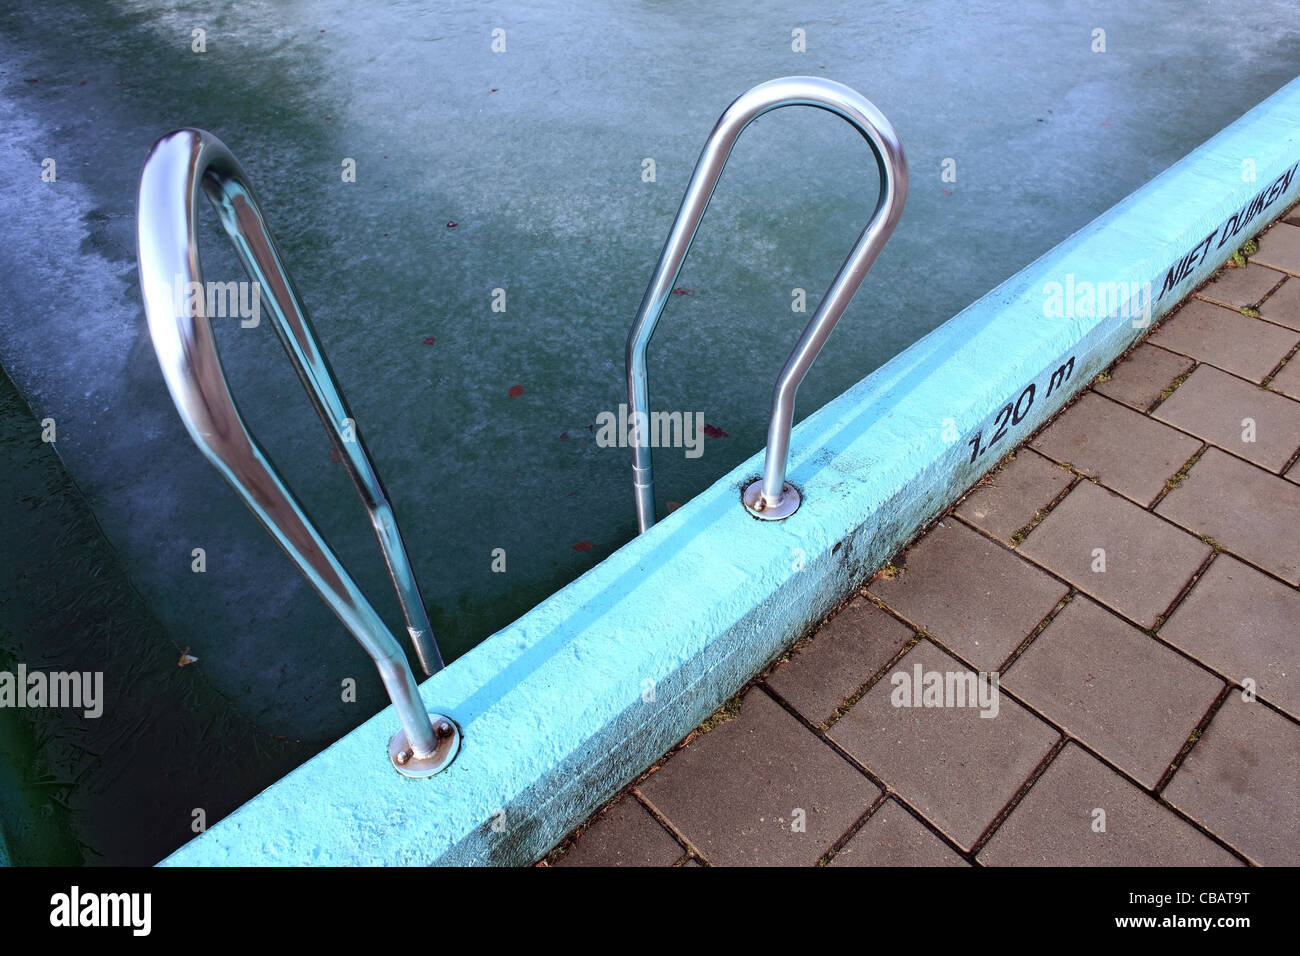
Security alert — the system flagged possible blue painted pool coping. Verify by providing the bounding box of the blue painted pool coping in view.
[162,78,1300,866]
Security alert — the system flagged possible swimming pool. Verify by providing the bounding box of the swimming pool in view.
[3,0,1300,863]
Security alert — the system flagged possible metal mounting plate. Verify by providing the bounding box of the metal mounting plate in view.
[389,713,461,778]
[742,479,801,520]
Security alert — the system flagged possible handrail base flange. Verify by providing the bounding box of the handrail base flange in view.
[389,713,461,778]
[742,479,801,521]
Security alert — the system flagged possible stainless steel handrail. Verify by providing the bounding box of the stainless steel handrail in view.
[136,129,457,777]
[626,76,908,532]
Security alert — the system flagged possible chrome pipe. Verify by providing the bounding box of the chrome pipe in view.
[136,129,456,773]
[625,76,908,531]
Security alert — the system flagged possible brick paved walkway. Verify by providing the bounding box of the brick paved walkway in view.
[546,212,1300,867]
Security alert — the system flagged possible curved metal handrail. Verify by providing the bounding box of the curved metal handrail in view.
[136,129,455,775]
[626,76,908,532]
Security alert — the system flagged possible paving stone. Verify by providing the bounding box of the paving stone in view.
[765,597,913,727]
[955,451,1073,544]
[638,689,878,866]
[1093,344,1195,411]
[868,521,1067,671]
[1157,447,1300,584]
[1289,458,1300,485]
[1258,276,1300,331]
[1268,356,1300,401]
[1002,596,1222,788]
[553,797,683,867]
[1196,262,1283,309]
[1154,363,1300,472]
[978,743,1239,866]
[1031,392,1200,505]
[1020,480,1210,628]
[829,640,1059,850]
[1149,299,1299,382]
[1161,554,1300,720]
[1253,222,1300,276]
[830,799,967,867]
[1163,694,1300,866]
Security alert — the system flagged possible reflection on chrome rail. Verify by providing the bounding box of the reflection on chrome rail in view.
[136,129,456,777]
[626,76,908,532]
